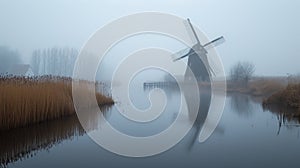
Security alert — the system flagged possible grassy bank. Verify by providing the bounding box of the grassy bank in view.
[263,83,300,109]
[0,76,114,130]
[227,77,286,98]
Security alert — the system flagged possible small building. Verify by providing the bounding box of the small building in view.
[8,64,34,77]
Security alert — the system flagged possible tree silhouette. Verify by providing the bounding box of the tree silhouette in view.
[30,47,78,76]
[230,61,255,86]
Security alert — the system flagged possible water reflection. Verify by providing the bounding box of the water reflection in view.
[263,105,300,135]
[0,106,111,167]
[144,80,224,150]
[185,86,211,150]
[4,84,300,167]
[229,93,254,118]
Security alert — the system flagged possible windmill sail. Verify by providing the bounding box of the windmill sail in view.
[171,36,225,62]
[169,18,224,81]
[171,47,191,61]
[203,36,225,50]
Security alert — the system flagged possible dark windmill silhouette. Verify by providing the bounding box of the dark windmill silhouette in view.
[143,19,225,148]
[173,19,225,82]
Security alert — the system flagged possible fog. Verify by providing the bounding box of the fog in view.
[0,0,299,76]
[0,46,21,73]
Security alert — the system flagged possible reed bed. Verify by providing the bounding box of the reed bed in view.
[227,78,286,97]
[263,83,300,109]
[0,75,114,130]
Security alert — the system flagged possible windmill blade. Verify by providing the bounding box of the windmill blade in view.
[173,52,193,62]
[171,47,192,61]
[203,36,225,50]
[187,18,201,45]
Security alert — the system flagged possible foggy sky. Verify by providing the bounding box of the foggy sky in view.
[0,0,299,76]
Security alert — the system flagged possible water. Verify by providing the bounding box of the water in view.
[2,80,300,168]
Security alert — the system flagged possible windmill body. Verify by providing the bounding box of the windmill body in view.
[185,46,210,81]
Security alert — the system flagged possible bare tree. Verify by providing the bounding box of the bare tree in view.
[30,47,78,76]
[31,49,41,75]
[230,61,255,85]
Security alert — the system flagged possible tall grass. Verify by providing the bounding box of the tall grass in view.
[227,78,286,97]
[0,75,114,130]
[263,83,300,109]
[248,79,285,97]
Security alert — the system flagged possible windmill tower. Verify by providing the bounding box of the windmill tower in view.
[173,19,224,82]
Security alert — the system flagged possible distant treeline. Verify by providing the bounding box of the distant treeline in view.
[31,47,78,77]
[0,46,78,77]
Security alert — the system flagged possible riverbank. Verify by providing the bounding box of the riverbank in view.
[263,83,300,110]
[0,76,114,130]
[227,76,300,112]
[227,77,287,98]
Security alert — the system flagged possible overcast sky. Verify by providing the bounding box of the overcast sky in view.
[0,0,299,76]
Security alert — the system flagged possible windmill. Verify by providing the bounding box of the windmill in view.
[173,19,225,82]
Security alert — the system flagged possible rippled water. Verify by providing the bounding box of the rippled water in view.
[2,79,300,168]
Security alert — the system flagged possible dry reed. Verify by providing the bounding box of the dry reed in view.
[0,75,114,130]
[227,78,286,97]
[263,83,300,109]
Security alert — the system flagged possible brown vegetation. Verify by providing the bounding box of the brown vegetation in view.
[263,83,300,109]
[0,76,114,130]
[262,84,300,135]
[227,77,286,98]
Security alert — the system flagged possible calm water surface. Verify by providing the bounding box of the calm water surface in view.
[2,78,300,168]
